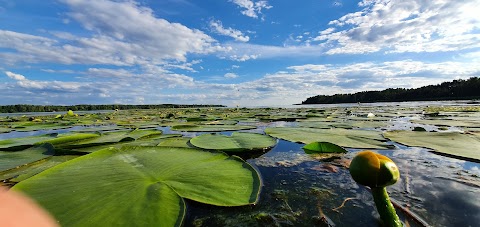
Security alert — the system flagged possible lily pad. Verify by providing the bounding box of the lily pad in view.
[303,142,347,154]
[411,119,479,128]
[265,127,391,149]
[71,134,184,153]
[0,133,99,151]
[0,144,55,172]
[190,132,277,152]
[1,155,80,184]
[0,127,11,133]
[384,131,480,161]
[171,124,256,132]
[13,146,261,226]
[157,137,192,148]
[59,129,162,148]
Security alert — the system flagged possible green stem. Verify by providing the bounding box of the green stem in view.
[371,187,402,227]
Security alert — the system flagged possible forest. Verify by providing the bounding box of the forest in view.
[0,104,225,113]
[302,77,480,104]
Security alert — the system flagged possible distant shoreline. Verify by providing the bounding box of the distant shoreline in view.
[295,98,480,105]
[301,77,479,105]
[0,104,226,114]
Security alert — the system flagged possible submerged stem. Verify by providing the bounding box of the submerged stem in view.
[371,187,402,227]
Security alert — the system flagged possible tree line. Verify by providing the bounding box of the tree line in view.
[0,104,226,113]
[302,77,480,104]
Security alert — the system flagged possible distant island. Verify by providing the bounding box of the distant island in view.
[0,104,226,113]
[301,77,480,104]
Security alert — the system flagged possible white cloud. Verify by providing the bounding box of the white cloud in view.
[209,20,249,42]
[224,73,238,78]
[312,0,480,54]
[6,71,26,81]
[62,0,220,61]
[5,71,91,92]
[230,0,272,19]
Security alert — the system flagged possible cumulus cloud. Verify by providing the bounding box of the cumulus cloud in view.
[5,71,92,92]
[209,20,250,42]
[62,0,220,61]
[312,0,480,54]
[5,71,26,81]
[230,0,272,19]
[0,0,224,68]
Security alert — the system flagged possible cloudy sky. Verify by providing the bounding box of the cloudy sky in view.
[1,0,479,106]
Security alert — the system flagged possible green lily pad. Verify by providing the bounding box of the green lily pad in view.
[1,155,80,184]
[59,129,162,148]
[171,124,256,132]
[71,134,183,153]
[411,119,479,128]
[303,142,348,154]
[0,133,99,151]
[0,144,55,172]
[0,127,11,133]
[265,127,390,149]
[13,146,261,226]
[190,132,277,152]
[384,131,480,161]
[8,120,76,131]
[157,137,192,148]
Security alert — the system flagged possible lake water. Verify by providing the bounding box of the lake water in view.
[1,101,479,226]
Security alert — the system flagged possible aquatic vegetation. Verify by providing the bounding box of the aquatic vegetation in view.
[0,103,479,226]
[349,150,402,227]
[13,146,261,226]
[190,132,277,153]
[384,131,480,161]
[171,124,256,132]
[265,127,392,149]
[302,141,347,154]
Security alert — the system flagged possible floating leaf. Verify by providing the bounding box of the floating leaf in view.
[1,155,79,184]
[171,124,256,132]
[157,137,191,148]
[0,127,12,133]
[59,129,162,148]
[265,127,391,149]
[384,131,480,161]
[190,132,277,153]
[0,144,55,172]
[13,146,261,226]
[303,142,347,154]
[411,119,479,128]
[0,133,99,151]
[71,134,183,153]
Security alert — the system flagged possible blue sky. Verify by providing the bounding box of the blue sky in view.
[1,0,479,106]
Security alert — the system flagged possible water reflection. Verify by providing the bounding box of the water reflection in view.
[185,138,480,227]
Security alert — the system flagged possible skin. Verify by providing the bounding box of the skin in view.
[349,150,402,227]
[0,187,59,227]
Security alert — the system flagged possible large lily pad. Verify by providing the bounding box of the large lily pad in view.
[157,137,192,148]
[411,119,479,128]
[59,129,162,148]
[1,155,80,184]
[13,146,261,226]
[0,144,55,172]
[171,124,256,132]
[190,132,277,152]
[0,133,99,151]
[0,127,11,133]
[384,131,480,161]
[265,127,391,149]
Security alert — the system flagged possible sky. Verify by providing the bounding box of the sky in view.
[1,0,480,107]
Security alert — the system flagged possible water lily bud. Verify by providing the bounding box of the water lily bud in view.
[349,150,400,188]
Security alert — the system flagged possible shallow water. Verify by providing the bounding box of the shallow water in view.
[1,103,479,226]
[182,124,480,227]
